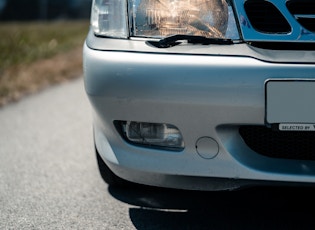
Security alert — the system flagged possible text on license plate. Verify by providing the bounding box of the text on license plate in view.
[279,123,315,131]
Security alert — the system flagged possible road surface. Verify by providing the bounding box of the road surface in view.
[1,78,315,229]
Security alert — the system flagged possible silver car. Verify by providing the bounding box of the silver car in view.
[83,0,315,190]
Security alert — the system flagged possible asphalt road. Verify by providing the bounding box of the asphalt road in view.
[1,78,315,230]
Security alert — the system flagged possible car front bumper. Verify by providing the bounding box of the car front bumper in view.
[84,41,315,190]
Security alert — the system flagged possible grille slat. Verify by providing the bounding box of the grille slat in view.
[234,0,315,42]
[287,0,315,33]
[239,126,315,161]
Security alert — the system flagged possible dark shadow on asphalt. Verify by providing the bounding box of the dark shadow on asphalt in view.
[108,184,315,230]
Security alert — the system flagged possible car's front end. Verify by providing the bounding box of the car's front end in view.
[84,0,315,190]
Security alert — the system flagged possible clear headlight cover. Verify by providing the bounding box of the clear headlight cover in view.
[91,0,239,40]
[132,0,239,39]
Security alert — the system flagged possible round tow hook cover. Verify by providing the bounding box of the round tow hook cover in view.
[196,137,219,159]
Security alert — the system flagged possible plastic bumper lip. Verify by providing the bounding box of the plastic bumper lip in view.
[84,43,315,189]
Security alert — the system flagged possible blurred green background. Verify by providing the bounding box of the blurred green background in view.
[0,0,91,106]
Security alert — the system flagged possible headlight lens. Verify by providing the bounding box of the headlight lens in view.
[91,0,239,40]
[132,0,239,39]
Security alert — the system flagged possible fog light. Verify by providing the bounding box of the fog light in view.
[121,121,184,150]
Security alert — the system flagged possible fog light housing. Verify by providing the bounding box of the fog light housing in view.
[120,121,184,151]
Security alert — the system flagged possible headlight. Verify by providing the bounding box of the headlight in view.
[91,0,239,40]
[133,0,239,39]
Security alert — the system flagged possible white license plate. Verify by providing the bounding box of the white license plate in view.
[265,80,315,129]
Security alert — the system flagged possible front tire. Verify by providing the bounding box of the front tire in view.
[95,146,131,187]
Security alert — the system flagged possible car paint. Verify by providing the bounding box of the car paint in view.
[84,41,315,190]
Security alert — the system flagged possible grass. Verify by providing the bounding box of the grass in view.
[0,20,90,106]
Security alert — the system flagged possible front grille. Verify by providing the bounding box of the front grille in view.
[286,0,315,32]
[244,1,291,33]
[239,126,315,161]
[234,0,315,42]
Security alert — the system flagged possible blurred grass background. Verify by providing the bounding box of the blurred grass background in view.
[0,20,89,106]
[1,20,89,69]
